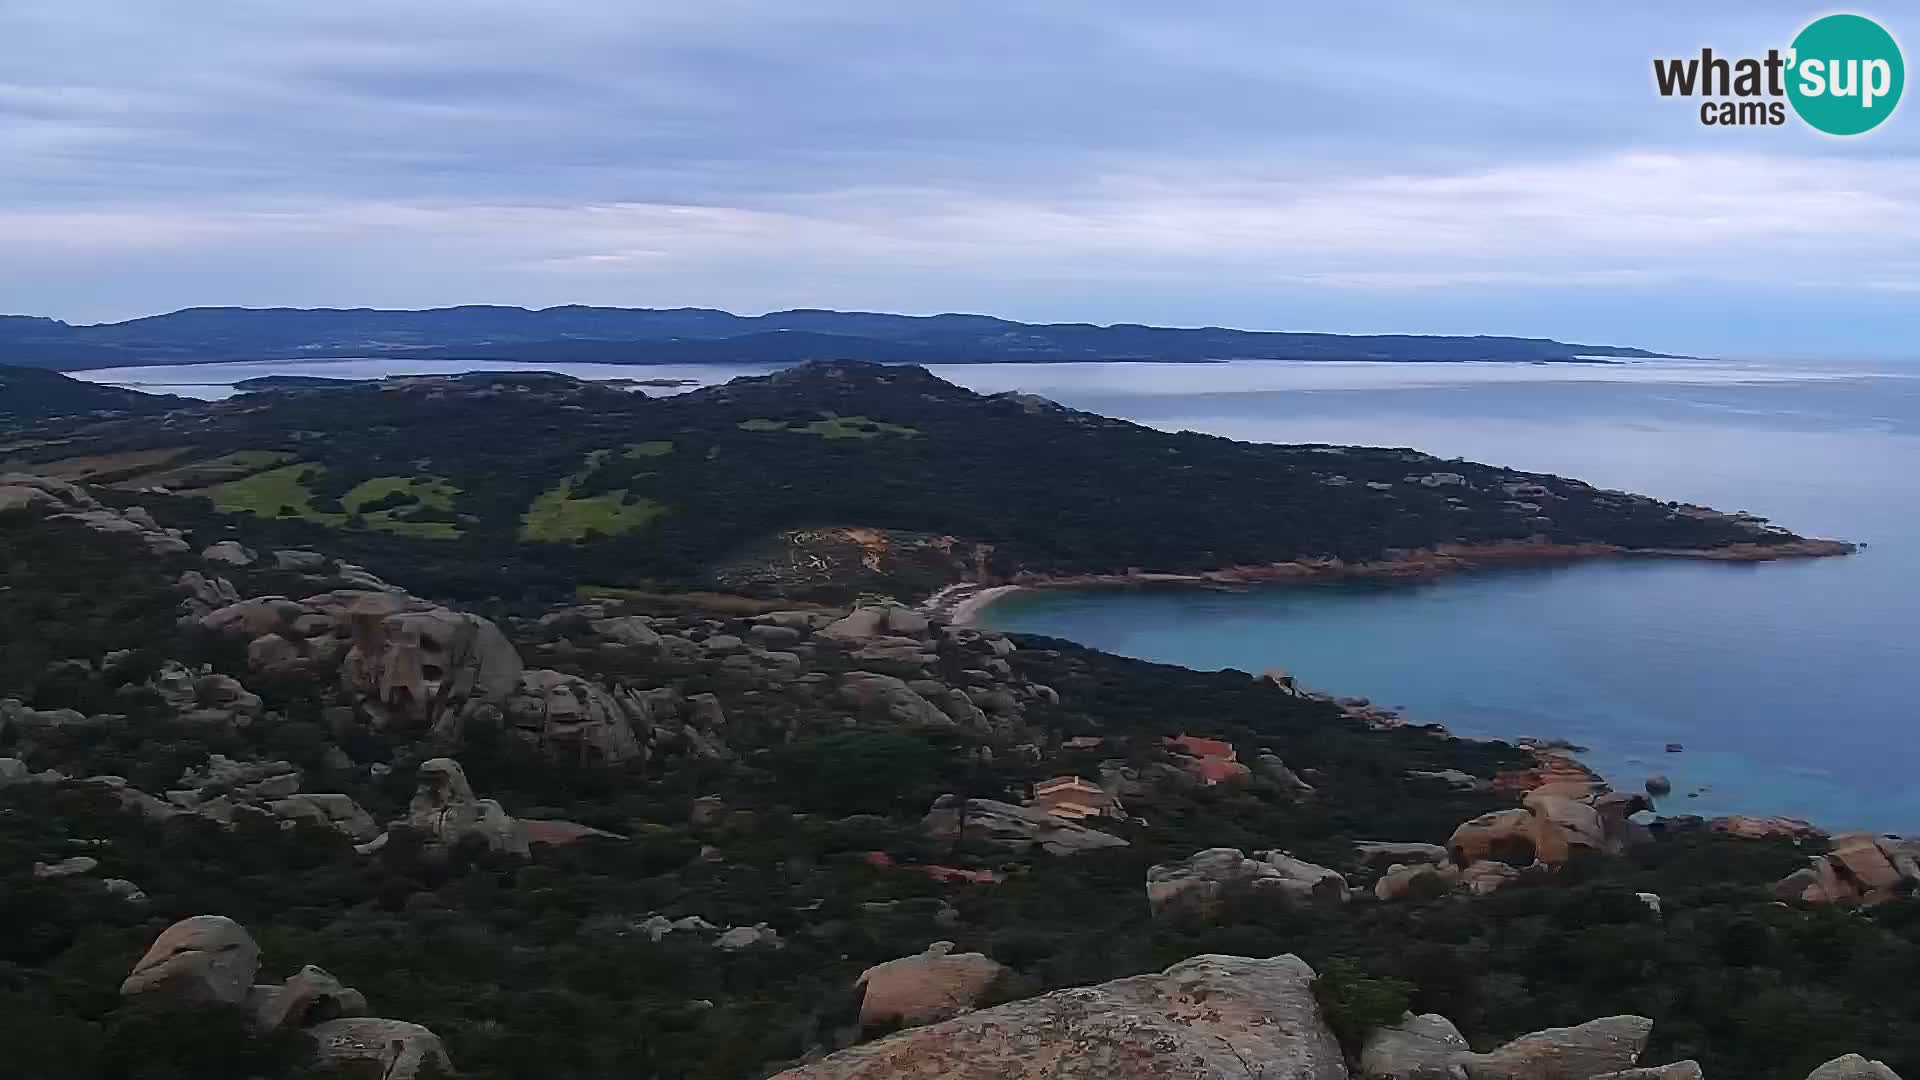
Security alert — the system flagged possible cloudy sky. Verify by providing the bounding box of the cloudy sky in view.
[3,1,1916,355]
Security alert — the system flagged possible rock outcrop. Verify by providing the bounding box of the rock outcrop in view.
[309,1017,454,1080]
[1447,788,1650,872]
[855,942,1007,1029]
[120,915,261,1006]
[1147,847,1349,919]
[771,954,1344,1080]
[1463,1015,1654,1080]
[505,669,644,765]
[838,671,954,728]
[402,757,529,856]
[1592,1064,1704,1080]
[1805,1055,1903,1080]
[1775,833,1920,906]
[922,795,1128,856]
[342,601,523,731]
[202,586,654,764]
[0,473,192,554]
[1361,1012,1471,1080]
[252,964,369,1032]
[121,916,451,1078]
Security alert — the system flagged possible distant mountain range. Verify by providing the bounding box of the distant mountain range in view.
[0,306,1676,369]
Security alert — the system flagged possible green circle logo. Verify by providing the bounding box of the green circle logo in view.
[1787,14,1904,135]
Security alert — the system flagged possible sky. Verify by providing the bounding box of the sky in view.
[2,1,1917,356]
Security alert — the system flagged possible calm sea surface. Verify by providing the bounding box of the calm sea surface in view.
[81,355,1920,831]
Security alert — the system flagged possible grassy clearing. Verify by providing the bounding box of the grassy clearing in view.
[197,463,328,520]
[196,467,466,539]
[737,413,919,440]
[341,475,465,540]
[520,451,669,543]
[521,483,666,542]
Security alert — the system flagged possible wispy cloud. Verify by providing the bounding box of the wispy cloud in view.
[1,1,1915,352]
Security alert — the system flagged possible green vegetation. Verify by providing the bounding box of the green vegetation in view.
[340,475,465,540]
[521,452,669,543]
[0,363,1803,604]
[195,467,465,540]
[0,512,1914,1080]
[521,485,667,542]
[738,412,920,440]
[197,462,329,520]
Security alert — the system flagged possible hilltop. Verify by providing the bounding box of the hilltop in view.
[0,304,1678,369]
[0,362,1839,604]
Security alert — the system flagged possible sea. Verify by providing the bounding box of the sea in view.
[76,354,1920,833]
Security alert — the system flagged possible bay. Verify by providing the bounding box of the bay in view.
[78,353,1920,830]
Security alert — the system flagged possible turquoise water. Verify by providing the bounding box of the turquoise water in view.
[87,354,1920,830]
[968,358,1920,833]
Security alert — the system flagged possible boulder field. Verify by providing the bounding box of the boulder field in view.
[775,951,1897,1080]
[120,915,451,1079]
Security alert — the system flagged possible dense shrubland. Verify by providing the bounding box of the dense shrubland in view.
[1,511,1914,1079]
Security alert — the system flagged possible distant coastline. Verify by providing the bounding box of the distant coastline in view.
[929,537,1857,627]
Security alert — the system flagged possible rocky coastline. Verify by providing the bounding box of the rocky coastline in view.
[928,537,1857,627]
[924,538,1864,848]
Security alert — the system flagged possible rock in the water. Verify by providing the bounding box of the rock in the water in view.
[1644,775,1672,797]
[309,1017,453,1080]
[1360,1012,1470,1080]
[121,915,261,1006]
[771,953,1344,1080]
[1805,1054,1903,1080]
[1463,1015,1653,1080]
[856,942,1007,1028]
